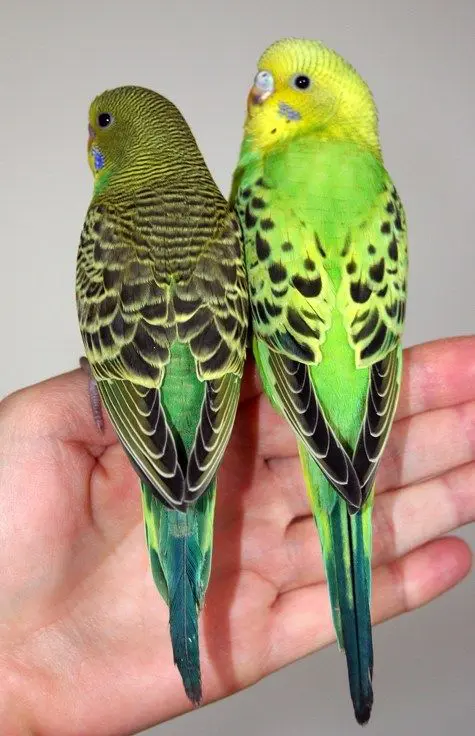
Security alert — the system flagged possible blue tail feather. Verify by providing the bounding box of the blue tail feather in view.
[333,504,373,725]
[301,452,373,725]
[168,530,202,705]
[142,481,215,706]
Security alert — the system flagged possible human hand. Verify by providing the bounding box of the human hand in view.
[0,337,474,735]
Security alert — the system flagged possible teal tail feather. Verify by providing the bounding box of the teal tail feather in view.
[168,527,202,704]
[333,501,373,724]
[141,480,216,705]
[301,447,374,724]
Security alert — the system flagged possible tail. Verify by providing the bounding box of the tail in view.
[168,525,202,703]
[141,481,216,705]
[300,446,374,725]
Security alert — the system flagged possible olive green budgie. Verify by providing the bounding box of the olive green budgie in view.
[231,39,407,724]
[76,86,248,704]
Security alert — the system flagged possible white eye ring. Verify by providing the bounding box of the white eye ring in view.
[254,70,274,93]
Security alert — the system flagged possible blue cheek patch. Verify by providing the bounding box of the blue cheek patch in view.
[92,147,105,171]
[278,101,301,121]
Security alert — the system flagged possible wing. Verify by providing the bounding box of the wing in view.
[339,179,408,500]
[186,373,241,501]
[77,200,185,505]
[179,212,248,501]
[267,350,363,509]
[237,175,361,508]
[100,379,185,506]
[235,177,334,364]
[338,182,408,367]
[353,346,402,503]
[77,198,247,509]
[255,339,362,509]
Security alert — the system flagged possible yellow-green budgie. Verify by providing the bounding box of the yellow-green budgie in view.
[231,39,407,723]
[76,86,248,703]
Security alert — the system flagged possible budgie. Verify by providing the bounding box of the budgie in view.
[231,39,407,724]
[76,86,248,703]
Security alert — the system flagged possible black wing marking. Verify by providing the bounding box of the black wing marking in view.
[268,351,362,510]
[186,373,240,501]
[99,379,186,508]
[352,347,402,502]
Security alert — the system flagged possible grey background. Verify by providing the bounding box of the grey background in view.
[1,0,474,734]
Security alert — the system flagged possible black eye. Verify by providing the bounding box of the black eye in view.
[293,75,311,90]
[98,112,113,128]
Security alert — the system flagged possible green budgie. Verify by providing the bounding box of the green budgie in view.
[231,39,407,723]
[76,86,248,703]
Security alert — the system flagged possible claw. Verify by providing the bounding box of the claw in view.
[79,356,104,433]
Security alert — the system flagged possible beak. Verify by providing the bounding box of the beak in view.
[247,70,275,112]
[87,123,96,151]
[247,85,273,111]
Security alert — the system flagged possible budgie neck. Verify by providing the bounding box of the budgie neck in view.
[93,157,211,202]
[92,128,214,200]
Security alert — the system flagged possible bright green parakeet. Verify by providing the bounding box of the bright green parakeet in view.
[76,86,248,704]
[231,39,407,724]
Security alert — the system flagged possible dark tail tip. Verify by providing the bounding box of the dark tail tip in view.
[183,677,202,707]
[174,650,202,707]
[354,698,373,726]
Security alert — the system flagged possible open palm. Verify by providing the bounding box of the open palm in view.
[0,337,474,736]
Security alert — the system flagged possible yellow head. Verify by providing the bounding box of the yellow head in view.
[245,38,381,156]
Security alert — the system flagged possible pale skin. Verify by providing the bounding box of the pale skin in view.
[0,337,474,736]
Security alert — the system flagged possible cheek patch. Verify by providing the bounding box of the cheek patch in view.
[92,147,105,171]
[278,102,301,121]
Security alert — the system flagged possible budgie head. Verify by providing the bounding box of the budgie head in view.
[87,86,202,189]
[244,38,380,155]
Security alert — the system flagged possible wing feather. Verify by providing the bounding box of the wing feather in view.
[353,347,402,502]
[339,183,408,367]
[344,179,407,498]
[77,197,247,509]
[266,349,362,509]
[186,374,241,500]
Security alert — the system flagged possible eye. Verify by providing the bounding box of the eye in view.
[292,74,311,91]
[97,112,113,128]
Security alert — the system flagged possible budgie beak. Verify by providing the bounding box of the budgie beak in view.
[87,124,98,174]
[247,70,275,110]
[87,123,96,151]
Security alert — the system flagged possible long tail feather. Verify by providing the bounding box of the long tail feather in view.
[168,529,202,704]
[300,446,374,724]
[141,481,216,705]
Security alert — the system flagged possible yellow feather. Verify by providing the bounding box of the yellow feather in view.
[245,38,381,157]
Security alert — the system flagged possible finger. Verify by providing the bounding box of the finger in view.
[279,461,475,593]
[268,537,471,672]
[378,400,475,493]
[238,391,297,460]
[396,336,475,420]
[0,369,118,451]
[239,355,263,403]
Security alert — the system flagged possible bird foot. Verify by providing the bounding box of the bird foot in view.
[79,356,104,433]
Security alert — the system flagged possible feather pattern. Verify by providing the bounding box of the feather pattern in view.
[168,516,203,704]
[76,87,248,703]
[264,349,361,508]
[353,347,402,502]
[77,195,247,508]
[232,39,407,721]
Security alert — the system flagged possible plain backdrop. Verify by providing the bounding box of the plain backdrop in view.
[1,0,474,734]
